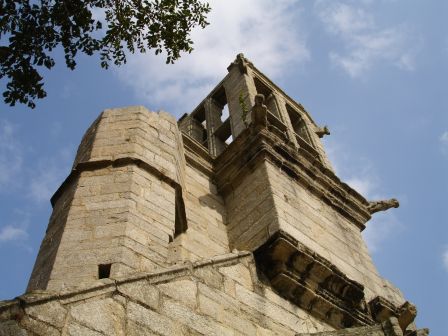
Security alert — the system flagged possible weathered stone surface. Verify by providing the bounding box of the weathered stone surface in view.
[118,281,159,310]
[127,301,181,336]
[0,320,27,336]
[69,298,125,336]
[67,322,103,336]
[218,263,253,290]
[20,316,60,336]
[159,278,197,309]
[25,301,67,329]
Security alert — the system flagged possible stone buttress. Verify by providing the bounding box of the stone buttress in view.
[0,55,428,336]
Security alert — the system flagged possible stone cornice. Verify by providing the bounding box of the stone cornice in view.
[212,128,371,230]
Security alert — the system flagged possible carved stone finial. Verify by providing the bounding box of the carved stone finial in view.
[227,53,252,74]
[251,94,267,129]
[368,198,399,214]
[315,126,330,138]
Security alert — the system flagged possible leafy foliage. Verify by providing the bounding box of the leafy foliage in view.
[0,0,210,108]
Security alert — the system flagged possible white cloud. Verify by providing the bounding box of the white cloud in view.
[0,120,23,191]
[115,0,310,115]
[29,148,72,204]
[345,177,375,197]
[440,131,448,155]
[316,1,417,77]
[443,247,448,271]
[0,225,28,242]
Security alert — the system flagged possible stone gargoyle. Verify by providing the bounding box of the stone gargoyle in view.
[368,198,399,214]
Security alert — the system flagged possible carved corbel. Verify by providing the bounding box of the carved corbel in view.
[368,198,399,214]
[315,126,330,138]
[251,94,268,130]
[398,301,417,332]
[382,317,404,336]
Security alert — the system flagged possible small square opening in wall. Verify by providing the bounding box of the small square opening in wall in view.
[98,264,111,279]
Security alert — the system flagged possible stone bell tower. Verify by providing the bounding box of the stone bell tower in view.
[0,54,427,336]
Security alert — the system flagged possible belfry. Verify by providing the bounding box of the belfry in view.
[0,54,428,336]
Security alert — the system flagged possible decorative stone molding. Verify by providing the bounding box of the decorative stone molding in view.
[369,296,417,333]
[369,296,400,323]
[254,231,373,329]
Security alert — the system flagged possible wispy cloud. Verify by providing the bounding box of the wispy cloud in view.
[440,131,448,155]
[0,210,30,245]
[28,148,72,204]
[0,120,23,191]
[115,0,310,115]
[316,1,417,77]
[443,247,448,271]
[362,212,402,252]
[345,176,375,197]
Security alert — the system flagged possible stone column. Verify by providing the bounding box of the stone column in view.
[204,98,226,157]
[223,55,258,138]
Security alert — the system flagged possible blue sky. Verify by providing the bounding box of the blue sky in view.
[0,0,446,334]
